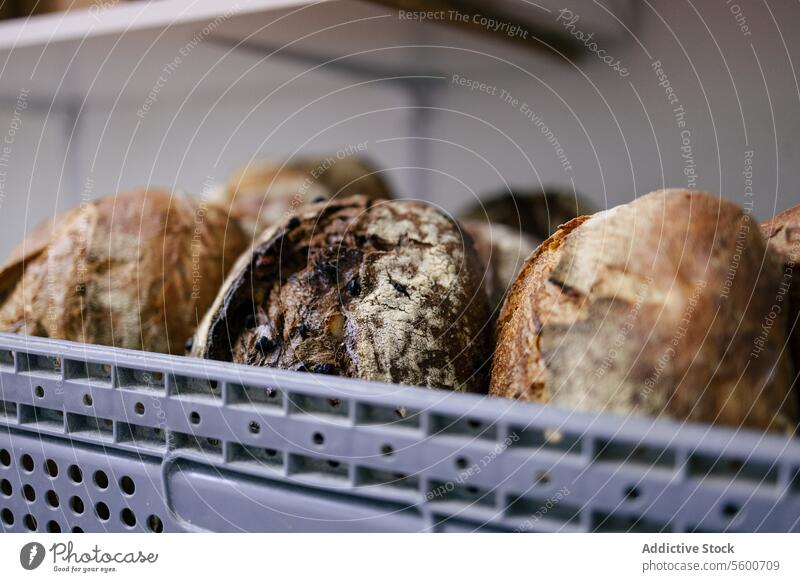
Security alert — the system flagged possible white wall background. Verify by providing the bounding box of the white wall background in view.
[0,0,798,258]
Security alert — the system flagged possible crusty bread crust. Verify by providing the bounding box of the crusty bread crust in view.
[491,189,797,432]
[194,195,492,392]
[0,190,247,354]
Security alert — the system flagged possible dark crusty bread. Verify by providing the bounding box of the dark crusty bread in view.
[0,189,248,355]
[193,195,491,392]
[491,189,797,432]
[762,204,800,375]
[218,157,391,239]
[462,220,539,319]
[460,188,598,241]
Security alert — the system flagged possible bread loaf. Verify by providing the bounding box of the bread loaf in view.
[193,195,491,392]
[491,189,797,432]
[218,157,391,238]
[462,221,539,318]
[460,188,598,240]
[762,205,800,375]
[0,189,247,355]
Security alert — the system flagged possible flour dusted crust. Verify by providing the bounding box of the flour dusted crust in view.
[762,204,800,376]
[193,195,491,392]
[0,189,247,355]
[217,157,392,239]
[491,189,797,432]
[462,220,539,319]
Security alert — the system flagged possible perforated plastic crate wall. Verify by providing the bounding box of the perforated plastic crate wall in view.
[0,333,799,532]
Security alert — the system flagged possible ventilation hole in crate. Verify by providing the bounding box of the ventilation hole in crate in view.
[95,502,110,521]
[71,526,84,533]
[44,458,58,478]
[0,401,16,421]
[289,393,349,419]
[22,484,35,502]
[248,420,261,434]
[134,402,145,415]
[171,375,221,400]
[355,467,419,491]
[512,427,582,453]
[21,454,34,472]
[46,490,59,508]
[505,493,581,525]
[327,460,340,469]
[229,444,283,468]
[455,456,469,470]
[93,470,109,490]
[430,414,497,440]
[312,432,325,446]
[23,514,37,531]
[67,413,113,439]
[70,496,85,515]
[34,385,44,398]
[381,444,394,457]
[534,470,551,486]
[121,508,136,528]
[170,432,223,457]
[46,520,61,533]
[594,440,675,469]
[189,411,201,425]
[792,468,800,493]
[0,448,10,466]
[68,465,83,483]
[623,485,641,502]
[0,349,13,368]
[117,368,165,392]
[20,405,64,430]
[721,502,741,520]
[118,423,166,450]
[83,394,93,407]
[18,353,61,376]
[64,360,112,384]
[147,514,164,533]
[355,404,421,430]
[1,508,13,526]
[288,454,349,480]
[0,479,11,496]
[120,476,135,496]
[688,454,778,486]
[228,384,283,408]
[591,511,671,532]
[427,481,495,507]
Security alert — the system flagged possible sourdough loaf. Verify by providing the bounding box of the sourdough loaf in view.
[491,189,796,432]
[193,195,491,391]
[0,189,247,354]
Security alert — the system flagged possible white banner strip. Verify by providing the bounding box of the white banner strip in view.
[1,533,799,581]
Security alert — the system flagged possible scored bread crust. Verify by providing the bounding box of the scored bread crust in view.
[193,195,492,392]
[491,189,797,432]
[0,190,247,355]
[762,204,800,375]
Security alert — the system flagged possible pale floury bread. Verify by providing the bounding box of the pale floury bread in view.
[462,221,539,319]
[491,189,797,432]
[192,195,491,392]
[0,189,248,355]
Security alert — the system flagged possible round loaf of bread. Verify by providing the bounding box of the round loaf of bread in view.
[192,195,491,392]
[462,220,539,319]
[0,189,248,355]
[219,157,391,239]
[490,189,797,432]
[762,204,800,375]
[460,188,598,241]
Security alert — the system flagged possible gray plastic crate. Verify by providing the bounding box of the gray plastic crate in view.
[0,332,798,532]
